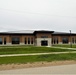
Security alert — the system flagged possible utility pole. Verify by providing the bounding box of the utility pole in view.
[69,30,72,48]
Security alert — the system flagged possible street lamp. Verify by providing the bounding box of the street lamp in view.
[69,30,72,48]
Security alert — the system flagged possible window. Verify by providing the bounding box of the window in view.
[52,38,53,44]
[72,38,74,44]
[28,38,30,44]
[57,38,58,44]
[53,38,58,44]
[25,38,27,44]
[12,37,20,44]
[0,38,2,44]
[41,36,48,38]
[4,37,6,44]
[62,37,68,44]
[31,38,33,44]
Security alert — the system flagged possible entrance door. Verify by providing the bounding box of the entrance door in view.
[41,41,48,46]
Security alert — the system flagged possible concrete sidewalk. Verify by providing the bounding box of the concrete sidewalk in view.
[52,47,76,50]
[0,51,76,57]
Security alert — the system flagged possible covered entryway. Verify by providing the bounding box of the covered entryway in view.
[41,41,48,46]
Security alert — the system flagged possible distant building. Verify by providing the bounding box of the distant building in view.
[0,30,76,46]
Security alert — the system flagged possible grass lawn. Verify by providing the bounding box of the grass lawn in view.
[0,46,75,55]
[53,44,76,48]
[0,53,76,64]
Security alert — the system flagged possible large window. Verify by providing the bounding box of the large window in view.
[12,37,20,44]
[25,38,27,44]
[0,38,2,44]
[62,37,68,44]
[53,38,58,44]
[4,37,6,44]
[31,38,33,44]
[28,38,30,44]
[72,38,74,44]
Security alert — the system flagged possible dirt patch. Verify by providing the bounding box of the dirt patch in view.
[0,60,76,71]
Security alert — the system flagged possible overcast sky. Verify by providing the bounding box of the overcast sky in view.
[0,0,76,32]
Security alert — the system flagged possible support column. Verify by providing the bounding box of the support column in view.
[6,36,12,45]
[58,36,62,44]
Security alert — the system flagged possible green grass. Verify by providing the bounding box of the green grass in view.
[0,53,76,64]
[53,44,76,48]
[0,45,33,48]
[0,46,75,55]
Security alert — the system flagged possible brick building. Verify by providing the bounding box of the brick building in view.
[0,30,76,46]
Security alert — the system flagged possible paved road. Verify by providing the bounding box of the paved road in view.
[0,64,76,75]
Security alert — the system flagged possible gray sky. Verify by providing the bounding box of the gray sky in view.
[0,0,76,32]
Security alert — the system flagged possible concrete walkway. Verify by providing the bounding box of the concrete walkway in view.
[52,47,76,50]
[0,51,76,57]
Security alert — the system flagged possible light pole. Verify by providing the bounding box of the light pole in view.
[69,30,72,48]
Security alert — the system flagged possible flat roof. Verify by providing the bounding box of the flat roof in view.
[0,30,54,34]
[0,30,76,35]
[52,32,76,36]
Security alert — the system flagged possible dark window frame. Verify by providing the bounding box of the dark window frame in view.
[41,36,48,38]
[72,38,74,43]
[0,37,3,44]
[12,37,20,44]
[62,37,68,44]
[25,38,27,44]
[53,38,58,44]
[31,38,33,44]
[4,37,6,44]
[28,37,30,44]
